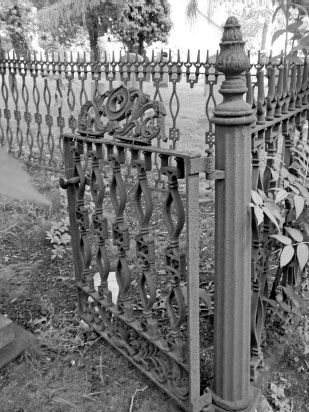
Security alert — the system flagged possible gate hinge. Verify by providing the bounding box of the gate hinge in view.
[204,156,225,180]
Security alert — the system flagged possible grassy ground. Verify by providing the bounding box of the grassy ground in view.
[0,165,214,412]
[0,164,308,412]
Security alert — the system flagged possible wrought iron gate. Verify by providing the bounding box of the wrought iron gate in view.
[60,82,215,411]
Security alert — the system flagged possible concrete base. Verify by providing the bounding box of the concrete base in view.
[0,315,38,369]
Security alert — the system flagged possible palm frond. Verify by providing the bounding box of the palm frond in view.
[186,0,199,26]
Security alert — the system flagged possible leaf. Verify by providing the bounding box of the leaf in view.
[279,301,292,313]
[294,182,309,199]
[286,20,303,33]
[297,243,309,271]
[294,195,305,219]
[275,189,288,204]
[271,28,286,45]
[286,53,303,64]
[282,285,304,308]
[254,205,264,226]
[251,190,263,205]
[262,206,280,230]
[263,297,278,308]
[290,32,302,40]
[257,189,269,202]
[287,183,299,194]
[291,34,309,51]
[264,201,282,221]
[280,245,295,267]
[271,169,280,182]
[285,226,303,242]
[270,234,292,245]
[290,2,308,17]
[280,166,290,179]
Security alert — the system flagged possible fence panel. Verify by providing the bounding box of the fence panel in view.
[0,49,221,170]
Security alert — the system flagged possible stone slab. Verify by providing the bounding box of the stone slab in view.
[0,316,15,349]
[0,314,38,369]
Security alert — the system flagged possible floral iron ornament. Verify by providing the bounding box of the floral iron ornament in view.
[77,85,167,145]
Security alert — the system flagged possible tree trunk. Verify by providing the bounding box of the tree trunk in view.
[137,34,144,56]
[86,9,99,61]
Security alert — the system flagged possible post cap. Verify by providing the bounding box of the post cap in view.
[216,16,250,76]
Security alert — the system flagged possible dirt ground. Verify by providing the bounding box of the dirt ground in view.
[0,168,308,412]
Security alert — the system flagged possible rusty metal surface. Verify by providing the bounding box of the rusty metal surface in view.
[61,131,213,411]
[77,85,167,145]
[0,48,220,168]
[1,46,308,175]
[39,14,309,412]
[212,17,257,412]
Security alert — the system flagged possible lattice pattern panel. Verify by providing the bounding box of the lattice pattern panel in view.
[60,135,214,411]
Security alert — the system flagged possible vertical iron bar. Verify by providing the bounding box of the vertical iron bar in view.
[186,165,201,410]
[62,135,83,283]
[212,17,258,412]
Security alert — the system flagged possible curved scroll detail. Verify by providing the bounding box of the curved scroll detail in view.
[108,145,134,320]
[132,152,159,340]
[90,147,113,306]
[77,85,166,145]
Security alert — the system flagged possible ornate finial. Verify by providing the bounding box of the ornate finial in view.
[216,16,249,76]
[212,16,255,126]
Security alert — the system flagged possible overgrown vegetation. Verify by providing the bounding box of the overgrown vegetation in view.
[251,135,309,410]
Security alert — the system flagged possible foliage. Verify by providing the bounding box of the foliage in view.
[37,0,126,58]
[45,216,71,260]
[251,138,309,334]
[269,381,294,411]
[271,0,309,60]
[37,0,172,57]
[109,0,173,54]
[0,0,37,53]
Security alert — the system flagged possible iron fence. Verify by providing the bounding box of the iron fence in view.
[0,47,222,170]
[3,16,309,412]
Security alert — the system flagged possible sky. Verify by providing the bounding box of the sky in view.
[155,0,223,55]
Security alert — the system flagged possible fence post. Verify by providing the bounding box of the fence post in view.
[211,17,258,412]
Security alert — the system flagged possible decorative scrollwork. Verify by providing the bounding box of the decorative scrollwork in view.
[77,85,166,145]
[161,157,187,363]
